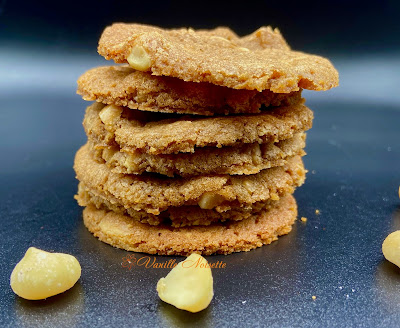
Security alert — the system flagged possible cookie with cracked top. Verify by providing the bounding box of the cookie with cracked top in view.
[76,181,286,227]
[74,144,306,215]
[77,66,302,116]
[84,101,313,155]
[82,194,297,255]
[98,23,338,93]
[87,132,306,177]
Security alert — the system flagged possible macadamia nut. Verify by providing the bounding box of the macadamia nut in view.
[10,247,81,300]
[99,104,123,126]
[198,192,225,210]
[156,253,214,312]
[127,45,151,71]
[382,231,400,268]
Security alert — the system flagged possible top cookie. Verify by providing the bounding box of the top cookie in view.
[98,23,339,93]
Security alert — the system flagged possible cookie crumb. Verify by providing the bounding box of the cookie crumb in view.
[312,295,317,300]
[315,209,320,215]
[301,217,308,223]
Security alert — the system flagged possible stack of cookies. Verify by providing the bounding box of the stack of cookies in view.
[74,23,338,255]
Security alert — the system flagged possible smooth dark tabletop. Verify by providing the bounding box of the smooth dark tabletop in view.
[1,51,400,328]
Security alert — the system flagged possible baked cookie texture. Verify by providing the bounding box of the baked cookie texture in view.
[74,22,338,255]
[83,101,313,154]
[77,66,302,116]
[98,23,338,92]
[87,133,306,177]
[76,182,280,227]
[74,144,306,215]
[82,194,297,255]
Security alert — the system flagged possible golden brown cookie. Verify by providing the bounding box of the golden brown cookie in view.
[82,193,297,255]
[98,23,338,92]
[77,66,302,116]
[76,182,281,227]
[74,144,306,215]
[88,133,306,177]
[84,101,313,155]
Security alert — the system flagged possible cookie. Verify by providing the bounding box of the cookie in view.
[84,101,313,154]
[76,182,280,227]
[77,66,302,116]
[82,193,297,255]
[74,144,306,215]
[88,132,306,177]
[98,23,338,92]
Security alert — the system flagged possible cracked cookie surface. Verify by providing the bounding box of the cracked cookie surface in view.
[82,194,297,255]
[88,132,306,177]
[83,101,313,155]
[74,144,306,215]
[98,23,338,92]
[77,66,302,116]
[76,182,284,227]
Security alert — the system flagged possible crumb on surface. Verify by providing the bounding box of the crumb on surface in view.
[315,209,320,215]
[398,186,400,199]
[301,217,307,222]
[312,295,317,300]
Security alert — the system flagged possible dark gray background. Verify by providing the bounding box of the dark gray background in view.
[2,0,400,54]
[1,1,400,327]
